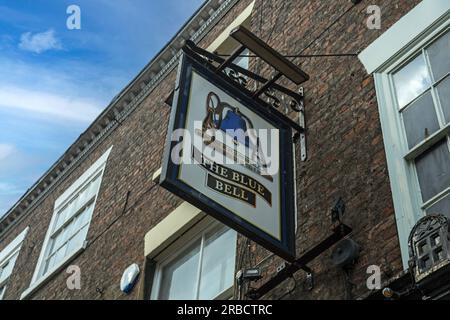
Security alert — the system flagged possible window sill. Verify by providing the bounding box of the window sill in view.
[150,286,234,301]
[214,286,234,300]
[20,243,86,300]
[422,186,450,210]
[404,122,450,161]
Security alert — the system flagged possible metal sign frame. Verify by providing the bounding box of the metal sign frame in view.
[160,47,297,261]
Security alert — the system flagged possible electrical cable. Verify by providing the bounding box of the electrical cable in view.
[276,276,298,300]
[217,52,359,58]
[86,183,157,250]
[265,0,287,45]
[218,2,360,60]
[291,3,359,63]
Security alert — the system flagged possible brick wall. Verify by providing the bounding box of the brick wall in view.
[237,0,421,300]
[0,0,420,300]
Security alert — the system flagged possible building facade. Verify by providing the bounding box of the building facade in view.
[1,0,449,300]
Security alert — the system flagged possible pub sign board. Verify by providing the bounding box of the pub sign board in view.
[160,49,297,261]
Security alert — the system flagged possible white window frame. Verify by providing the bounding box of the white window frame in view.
[150,217,237,300]
[21,146,113,299]
[0,227,29,300]
[359,0,450,267]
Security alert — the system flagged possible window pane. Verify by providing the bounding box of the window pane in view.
[83,201,95,224]
[402,91,440,148]
[437,75,450,124]
[4,252,18,279]
[44,211,85,275]
[71,203,92,234]
[54,244,68,264]
[415,139,450,202]
[50,229,67,256]
[427,194,450,218]
[88,174,101,198]
[76,187,88,208]
[198,227,236,300]
[0,252,18,284]
[45,243,68,273]
[71,194,84,218]
[159,239,201,300]
[71,212,84,233]
[54,204,70,231]
[234,49,249,70]
[44,254,56,273]
[393,55,431,108]
[67,225,88,254]
[0,261,10,283]
[53,221,74,252]
[427,30,450,82]
[55,174,100,231]
[0,285,5,300]
[224,49,249,86]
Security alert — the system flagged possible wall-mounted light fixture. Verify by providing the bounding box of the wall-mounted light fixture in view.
[236,268,262,285]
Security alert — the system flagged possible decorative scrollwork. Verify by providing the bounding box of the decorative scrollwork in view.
[224,67,248,88]
[261,88,304,114]
[221,66,304,115]
[290,97,303,112]
[262,88,281,109]
[183,40,306,117]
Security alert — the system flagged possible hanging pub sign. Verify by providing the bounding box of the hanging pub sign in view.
[160,43,299,261]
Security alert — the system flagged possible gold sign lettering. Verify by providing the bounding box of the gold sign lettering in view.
[207,174,255,206]
[193,147,272,206]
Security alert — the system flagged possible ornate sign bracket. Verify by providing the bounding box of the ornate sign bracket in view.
[183,39,308,137]
[182,37,309,160]
[165,26,310,161]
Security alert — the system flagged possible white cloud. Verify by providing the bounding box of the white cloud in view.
[0,144,15,161]
[0,182,21,195]
[0,181,23,216]
[0,85,102,123]
[0,56,110,125]
[19,29,62,54]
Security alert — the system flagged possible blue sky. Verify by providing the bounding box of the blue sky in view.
[0,0,205,215]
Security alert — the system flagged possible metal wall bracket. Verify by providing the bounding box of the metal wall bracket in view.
[331,198,346,224]
[246,223,352,300]
[297,87,307,161]
[305,272,314,291]
[182,39,308,136]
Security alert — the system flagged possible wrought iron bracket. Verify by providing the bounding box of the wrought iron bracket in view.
[305,272,314,291]
[182,40,308,137]
[297,87,307,161]
[246,223,352,299]
[331,197,346,224]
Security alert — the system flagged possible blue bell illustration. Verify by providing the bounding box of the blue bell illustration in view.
[202,92,269,173]
[219,108,251,148]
